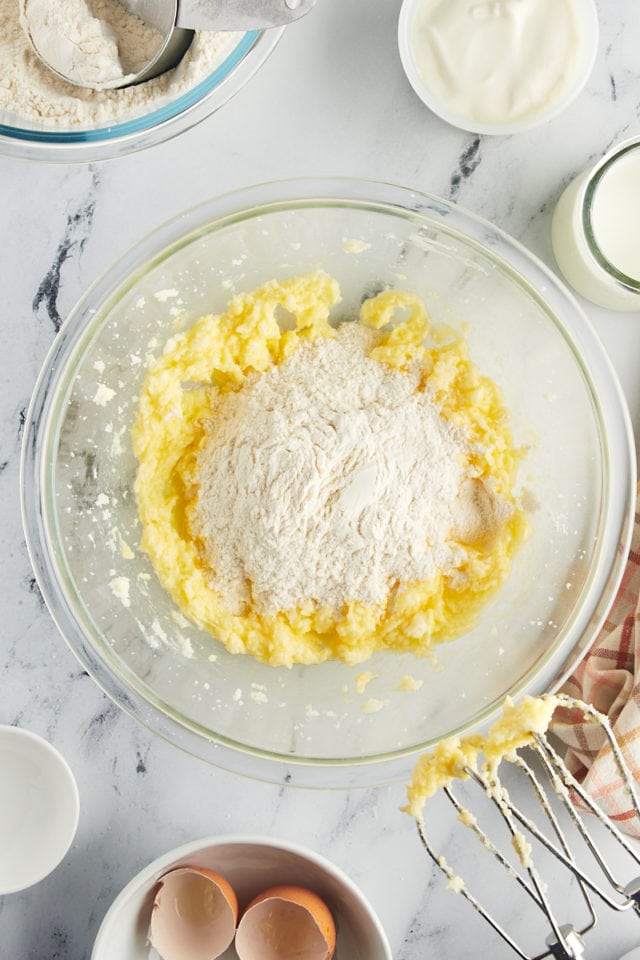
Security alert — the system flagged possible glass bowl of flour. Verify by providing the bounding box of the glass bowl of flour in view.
[0,0,282,162]
[21,178,635,786]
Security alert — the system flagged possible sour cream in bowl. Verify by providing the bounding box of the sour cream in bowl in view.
[398,0,599,135]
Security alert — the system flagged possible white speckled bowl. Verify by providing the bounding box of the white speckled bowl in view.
[91,835,392,960]
[0,29,282,162]
[21,178,635,787]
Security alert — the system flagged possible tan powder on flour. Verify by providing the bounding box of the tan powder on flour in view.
[194,323,510,616]
[0,0,241,126]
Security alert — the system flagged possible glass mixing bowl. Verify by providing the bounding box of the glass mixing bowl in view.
[0,29,281,162]
[21,179,636,787]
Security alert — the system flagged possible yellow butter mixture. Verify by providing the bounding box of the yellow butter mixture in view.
[404,694,559,890]
[133,271,528,667]
[405,695,559,820]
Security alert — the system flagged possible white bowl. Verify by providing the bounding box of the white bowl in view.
[397,0,599,135]
[91,835,392,960]
[0,725,79,894]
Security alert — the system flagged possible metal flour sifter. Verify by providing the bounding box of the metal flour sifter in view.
[23,0,317,89]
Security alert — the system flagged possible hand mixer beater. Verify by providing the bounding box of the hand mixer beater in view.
[406,694,640,960]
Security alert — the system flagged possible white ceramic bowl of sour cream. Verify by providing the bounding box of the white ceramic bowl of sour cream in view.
[398,0,599,135]
[0,725,79,894]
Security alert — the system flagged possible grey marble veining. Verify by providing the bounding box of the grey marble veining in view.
[2,0,640,958]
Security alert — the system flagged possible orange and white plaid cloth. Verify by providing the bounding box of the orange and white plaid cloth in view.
[550,489,640,839]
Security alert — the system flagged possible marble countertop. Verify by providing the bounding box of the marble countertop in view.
[3,0,640,957]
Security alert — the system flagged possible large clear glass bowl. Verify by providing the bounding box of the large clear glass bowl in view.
[21,179,636,787]
[0,30,281,163]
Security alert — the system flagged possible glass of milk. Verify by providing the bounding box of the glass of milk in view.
[552,137,640,311]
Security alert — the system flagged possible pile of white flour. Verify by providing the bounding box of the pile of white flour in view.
[21,0,164,89]
[194,324,508,616]
[0,0,241,127]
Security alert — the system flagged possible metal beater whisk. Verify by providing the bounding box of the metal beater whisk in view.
[414,694,640,960]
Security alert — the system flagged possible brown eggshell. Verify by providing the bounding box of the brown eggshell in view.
[235,884,336,960]
[149,866,238,960]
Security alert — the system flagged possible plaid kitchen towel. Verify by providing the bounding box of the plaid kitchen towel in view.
[550,487,640,839]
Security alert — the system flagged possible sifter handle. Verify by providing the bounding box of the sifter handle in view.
[176,0,317,31]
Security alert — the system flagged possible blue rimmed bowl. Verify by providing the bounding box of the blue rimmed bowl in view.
[0,29,281,163]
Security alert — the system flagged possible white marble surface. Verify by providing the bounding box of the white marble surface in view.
[2,0,640,957]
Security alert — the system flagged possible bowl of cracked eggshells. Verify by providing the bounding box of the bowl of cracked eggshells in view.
[21,177,635,787]
[0,0,285,162]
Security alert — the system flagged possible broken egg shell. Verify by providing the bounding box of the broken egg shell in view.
[235,884,336,960]
[149,866,238,960]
